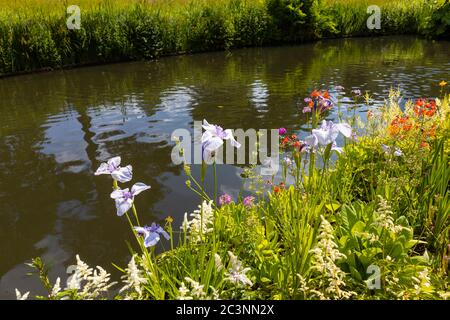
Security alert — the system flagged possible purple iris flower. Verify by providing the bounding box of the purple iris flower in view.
[95,156,132,183]
[283,157,292,167]
[381,144,403,157]
[304,95,333,113]
[278,127,287,135]
[201,119,241,163]
[317,97,333,111]
[243,196,255,208]
[134,223,170,247]
[110,183,151,216]
[302,106,312,113]
[219,193,233,206]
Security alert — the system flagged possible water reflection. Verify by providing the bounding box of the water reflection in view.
[249,80,270,111]
[0,36,449,298]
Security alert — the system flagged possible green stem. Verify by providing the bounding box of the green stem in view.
[200,162,207,241]
[132,204,141,227]
[213,161,217,205]
[308,152,315,191]
[169,224,174,251]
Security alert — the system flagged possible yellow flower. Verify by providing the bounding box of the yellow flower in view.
[439,80,447,87]
[165,216,174,224]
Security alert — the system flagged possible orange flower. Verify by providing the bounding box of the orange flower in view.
[311,90,321,98]
[283,137,289,144]
[421,141,430,149]
[390,115,400,126]
[293,141,301,148]
[308,100,314,107]
[402,123,412,131]
[398,116,409,124]
[414,106,423,117]
[389,125,400,136]
[389,115,412,137]
[291,134,297,140]
[414,98,436,117]
[425,125,436,138]
[425,109,435,117]
[415,98,425,107]
[323,91,330,99]
[273,183,286,194]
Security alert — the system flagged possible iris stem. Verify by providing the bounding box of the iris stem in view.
[200,162,207,241]
[132,204,141,227]
[213,161,217,205]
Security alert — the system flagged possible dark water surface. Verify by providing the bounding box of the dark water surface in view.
[1,36,449,298]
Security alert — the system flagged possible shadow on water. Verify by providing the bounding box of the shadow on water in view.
[0,36,449,298]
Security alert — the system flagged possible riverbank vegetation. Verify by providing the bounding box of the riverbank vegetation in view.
[0,0,449,75]
[20,84,450,300]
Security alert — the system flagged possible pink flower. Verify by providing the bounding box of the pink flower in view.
[219,193,233,206]
[243,196,255,208]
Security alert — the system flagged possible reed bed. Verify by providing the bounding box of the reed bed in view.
[0,0,447,75]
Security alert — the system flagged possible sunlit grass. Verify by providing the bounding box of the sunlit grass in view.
[0,0,444,75]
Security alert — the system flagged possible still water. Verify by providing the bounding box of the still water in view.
[0,36,449,298]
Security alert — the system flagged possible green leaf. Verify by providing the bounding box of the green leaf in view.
[390,243,404,259]
[261,277,272,283]
[351,221,366,235]
[350,266,363,281]
[338,235,349,247]
[326,201,341,212]
[359,247,383,266]
[405,239,426,249]
[324,143,332,162]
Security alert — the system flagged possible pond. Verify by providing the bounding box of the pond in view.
[0,36,449,298]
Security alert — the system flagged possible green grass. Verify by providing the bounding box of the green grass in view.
[0,0,448,76]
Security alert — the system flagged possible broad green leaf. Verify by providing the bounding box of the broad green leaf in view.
[351,221,366,234]
[326,202,341,212]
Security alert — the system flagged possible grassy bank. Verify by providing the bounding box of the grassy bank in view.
[21,85,450,300]
[0,0,449,76]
